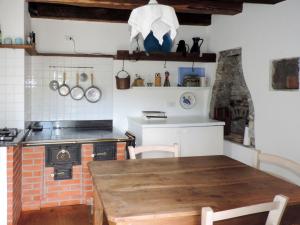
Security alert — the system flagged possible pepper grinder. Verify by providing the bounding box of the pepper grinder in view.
[163,71,170,87]
[155,73,161,87]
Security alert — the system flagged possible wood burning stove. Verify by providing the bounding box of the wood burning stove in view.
[45,144,81,180]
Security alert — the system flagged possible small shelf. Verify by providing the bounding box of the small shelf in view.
[116,50,216,63]
[0,44,34,50]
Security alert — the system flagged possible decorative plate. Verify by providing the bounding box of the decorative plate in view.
[179,92,196,109]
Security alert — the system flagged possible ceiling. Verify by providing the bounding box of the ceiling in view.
[27,0,286,25]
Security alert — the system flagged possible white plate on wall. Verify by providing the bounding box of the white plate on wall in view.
[179,92,196,109]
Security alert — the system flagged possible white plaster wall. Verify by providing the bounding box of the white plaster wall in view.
[113,60,214,132]
[209,0,300,184]
[0,0,26,129]
[0,0,25,39]
[29,18,214,128]
[31,18,210,54]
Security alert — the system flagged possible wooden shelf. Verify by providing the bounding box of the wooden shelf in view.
[0,44,114,58]
[130,86,211,90]
[1,45,216,62]
[0,44,40,56]
[30,52,115,58]
[0,44,34,50]
[0,44,32,49]
[116,50,216,63]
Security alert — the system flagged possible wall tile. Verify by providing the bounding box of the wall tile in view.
[0,49,25,129]
[30,56,113,121]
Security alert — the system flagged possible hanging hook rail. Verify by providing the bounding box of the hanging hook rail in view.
[49,66,94,69]
[122,58,125,71]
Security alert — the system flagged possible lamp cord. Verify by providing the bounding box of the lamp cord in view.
[69,37,107,56]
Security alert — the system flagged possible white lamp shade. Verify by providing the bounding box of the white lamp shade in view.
[128,1,180,45]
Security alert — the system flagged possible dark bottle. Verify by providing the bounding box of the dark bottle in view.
[176,40,189,56]
[163,71,170,87]
[190,37,204,54]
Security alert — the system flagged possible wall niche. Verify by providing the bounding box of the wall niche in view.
[210,48,255,147]
[272,57,299,90]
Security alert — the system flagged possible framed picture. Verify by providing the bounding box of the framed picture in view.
[271,57,299,90]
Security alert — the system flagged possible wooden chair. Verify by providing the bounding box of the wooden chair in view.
[201,195,288,225]
[128,144,180,159]
[255,150,300,183]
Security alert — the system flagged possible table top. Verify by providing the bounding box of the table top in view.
[88,156,300,223]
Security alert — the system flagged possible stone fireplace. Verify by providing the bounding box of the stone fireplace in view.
[210,48,255,146]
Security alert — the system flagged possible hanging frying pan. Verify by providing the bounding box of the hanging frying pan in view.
[71,73,85,100]
[85,73,102,103]
[58,72,70,96]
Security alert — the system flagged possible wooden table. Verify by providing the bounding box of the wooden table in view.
[88,156,300,225]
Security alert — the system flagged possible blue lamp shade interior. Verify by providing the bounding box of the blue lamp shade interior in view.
[144,31,173,53]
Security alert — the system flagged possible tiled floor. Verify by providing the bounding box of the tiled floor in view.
[17,205,91,225]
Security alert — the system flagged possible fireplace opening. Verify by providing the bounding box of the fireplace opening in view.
[210,48,255,146]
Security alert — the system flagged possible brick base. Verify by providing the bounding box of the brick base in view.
[7,145,22,225]
[22,142,127,211]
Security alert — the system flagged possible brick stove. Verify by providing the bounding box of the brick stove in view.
[21,142,127,211]
[7,145,22,225]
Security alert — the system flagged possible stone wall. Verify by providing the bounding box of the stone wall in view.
[210,48,255,146]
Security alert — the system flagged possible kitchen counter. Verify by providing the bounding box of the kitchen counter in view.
[0,130,27,147]
[128,116,224,157]
[128,116,225,128]
[23,128,129,146]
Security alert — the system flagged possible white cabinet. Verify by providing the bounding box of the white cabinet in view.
[179,126,223,156]
[128,117,224,157]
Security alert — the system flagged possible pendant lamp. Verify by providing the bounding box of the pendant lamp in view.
[128,0,180,45]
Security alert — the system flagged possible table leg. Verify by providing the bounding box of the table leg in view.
[93,189,104,225]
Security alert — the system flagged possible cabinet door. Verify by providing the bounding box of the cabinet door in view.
[180,126,223,157]
[141,127,180,158]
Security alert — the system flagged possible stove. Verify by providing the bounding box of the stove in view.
[0,128,18,141]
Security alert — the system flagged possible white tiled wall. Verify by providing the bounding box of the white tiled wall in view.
[30,56,113,121]
[0,49,25,129]
[25,53,32,122]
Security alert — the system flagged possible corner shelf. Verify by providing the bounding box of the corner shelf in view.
[116,50,216,63]
[0,44,34,50]
[0,44,40,56]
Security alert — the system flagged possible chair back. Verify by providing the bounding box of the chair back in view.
[201,195,288,225]
[255,150,300,183]
[128,144,180,159]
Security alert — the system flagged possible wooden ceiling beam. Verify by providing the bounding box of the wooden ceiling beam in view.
[242,0,285,4]
[27,0,243,15]
[28,3,212,25]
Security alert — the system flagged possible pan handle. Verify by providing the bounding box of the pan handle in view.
[63,72,67,84]
[91,73,94,86]
[76,73,79,85]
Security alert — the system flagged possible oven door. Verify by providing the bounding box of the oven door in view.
[93,142,116,161]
